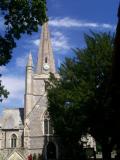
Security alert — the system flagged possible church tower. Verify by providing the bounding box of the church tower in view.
[25,22,56,118]
[24,22,59,158]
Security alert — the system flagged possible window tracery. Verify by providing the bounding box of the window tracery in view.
[44,111,53,135]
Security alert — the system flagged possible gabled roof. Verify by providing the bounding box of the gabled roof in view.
[7,150,25,160]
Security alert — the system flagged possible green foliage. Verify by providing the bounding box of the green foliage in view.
[47,32,114,158]
[96,142,102,152]
[0,74,9,102]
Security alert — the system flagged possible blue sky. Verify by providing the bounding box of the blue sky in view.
[0,0,119,111]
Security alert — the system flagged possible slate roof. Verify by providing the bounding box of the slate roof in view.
[1,108,24,129]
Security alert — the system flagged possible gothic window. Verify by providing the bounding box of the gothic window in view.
[44,111,53,135]
[11,134,17,148]
[45,57,48,63]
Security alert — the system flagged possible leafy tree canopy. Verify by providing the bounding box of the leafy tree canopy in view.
[47,32,114,159]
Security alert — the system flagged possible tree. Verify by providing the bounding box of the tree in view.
[47,32,114,160]
[0,74,9,102]
[0,0,47,102]
[110,3,120,158]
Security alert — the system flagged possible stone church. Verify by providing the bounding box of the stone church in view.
[0,22,96,160]
[0,22,60,160]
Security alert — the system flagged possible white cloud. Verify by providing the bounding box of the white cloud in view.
[33,31,70,52]
[16,55,27,68]
[1,76,25,104]
[49,17,115,29]
[33,39,40,46]
[0,66,8,73]
[101,24,113,29]
[51,31,70,51]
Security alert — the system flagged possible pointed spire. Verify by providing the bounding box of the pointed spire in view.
[27,51,33,67]
[36,22,56,74]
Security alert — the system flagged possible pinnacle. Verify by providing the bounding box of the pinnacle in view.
[27,51,33,67]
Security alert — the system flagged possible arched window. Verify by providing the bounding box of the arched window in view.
[11,134,17,148]
[44,111,53,135]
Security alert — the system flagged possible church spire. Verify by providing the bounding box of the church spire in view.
[36,22,56,74]
[27,51,33,67]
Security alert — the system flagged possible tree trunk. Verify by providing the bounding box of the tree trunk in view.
[102,143,111,160]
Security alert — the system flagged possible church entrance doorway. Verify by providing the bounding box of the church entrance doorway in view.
[46,142,56,160]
